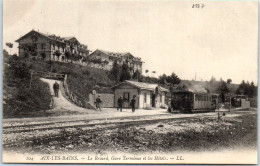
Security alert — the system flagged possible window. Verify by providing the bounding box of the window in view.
[41,43,46,49]
[144,93,147,103]
[160,95,162,102]
[41,53,46,59]
[124,92,129,101]
[33,43,37,50]
[197,95,200,101]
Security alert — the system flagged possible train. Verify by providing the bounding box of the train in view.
[167,90,219,113]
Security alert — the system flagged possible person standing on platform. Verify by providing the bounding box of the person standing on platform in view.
[95,95,102,111]
[117,96,124,112]
[130,95,136,113]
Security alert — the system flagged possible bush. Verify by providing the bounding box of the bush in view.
[3,56,52,118]
[82,70,90,75]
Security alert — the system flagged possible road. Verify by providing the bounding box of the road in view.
[40,78,88,112]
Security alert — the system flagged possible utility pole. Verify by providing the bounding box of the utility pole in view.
[229,93,232,112]
[29,72,33,89]
[195,72,197,81]
[227,79,232,112]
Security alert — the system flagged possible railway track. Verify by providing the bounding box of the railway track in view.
[3,114,170,129]
[3,116,202,148]
[3,112,216,133]
[3,115,194,134]
[2,111,216,134]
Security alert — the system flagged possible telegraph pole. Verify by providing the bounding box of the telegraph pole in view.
[29,71,33,89]
[227,79,232,112]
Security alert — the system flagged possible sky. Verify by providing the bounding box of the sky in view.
[3,0,258,84]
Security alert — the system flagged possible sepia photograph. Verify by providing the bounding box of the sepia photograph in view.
[2,0,258,164]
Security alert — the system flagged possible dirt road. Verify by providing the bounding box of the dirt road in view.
[40,78,88,112]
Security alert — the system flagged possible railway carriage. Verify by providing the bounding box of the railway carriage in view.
[168,90,219,113]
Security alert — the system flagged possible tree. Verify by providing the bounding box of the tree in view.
[159,74,167,84]
[209,76,216,83]
[5,42,13,55]
[151,71,156,77]
[159,73,181,86]
[109,60,121,82]
[54,50,61,61]
[166,73,181,85]
[235,80,246,95]
[132,70,141,81]
[216,81,229,102]
[236,80,257,97]
[64,50,72,62]
[120,63,131,82]
[227,79,232,84]
[250,81,257,97]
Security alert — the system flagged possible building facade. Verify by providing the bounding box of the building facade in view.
[88,49,143,74]
[112,80,169,109]
[16,30,89,61]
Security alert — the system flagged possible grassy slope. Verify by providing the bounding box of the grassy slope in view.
[3,53,52,118]
[27,60,114,100]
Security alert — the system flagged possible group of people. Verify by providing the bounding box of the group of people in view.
[95,95,136,112]
[52,81,137,112]
[117,95,136,112]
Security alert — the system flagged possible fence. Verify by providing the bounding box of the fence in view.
[30,70,65,80]
[63,74,96,109]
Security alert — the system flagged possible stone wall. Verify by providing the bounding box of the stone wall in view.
[89,93,114,108]
[241,99,250,109]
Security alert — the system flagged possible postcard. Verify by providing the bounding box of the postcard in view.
[2,0,258,164]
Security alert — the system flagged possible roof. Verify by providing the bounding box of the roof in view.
[16,30,65,44]
[90,49,143,62]
[112,80,169,92]
[62,37,75,40]
[16,30,82,46]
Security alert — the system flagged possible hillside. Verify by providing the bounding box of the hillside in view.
[3,51,116,117]
[3,52,52,118]
[25,59,114,101]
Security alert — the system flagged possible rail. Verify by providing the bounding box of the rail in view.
[30,70,65,80]
[63,74,96,109]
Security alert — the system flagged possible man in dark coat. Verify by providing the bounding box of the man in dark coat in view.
[117,96,124,112]
[95,95,102,111]
[53,81,59,97]
[130,95,136,113]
